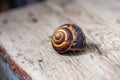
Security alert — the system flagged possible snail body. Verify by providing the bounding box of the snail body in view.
[51,24,86,53]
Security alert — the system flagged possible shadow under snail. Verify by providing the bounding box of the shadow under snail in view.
[51,24,86,53]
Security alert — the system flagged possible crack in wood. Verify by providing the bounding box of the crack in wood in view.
[91,44,102,55]
[104,55,120,69]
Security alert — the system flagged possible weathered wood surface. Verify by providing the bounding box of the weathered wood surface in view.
[0,0,120,80]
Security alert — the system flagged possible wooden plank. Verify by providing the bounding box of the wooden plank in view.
[0,0,120,80]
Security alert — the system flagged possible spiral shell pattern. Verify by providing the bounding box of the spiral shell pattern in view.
[51,24,86,53]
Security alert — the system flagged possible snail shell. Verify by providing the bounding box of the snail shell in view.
[51,24,86,53]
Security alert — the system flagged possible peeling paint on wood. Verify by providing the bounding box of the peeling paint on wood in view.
[0,46,31,80]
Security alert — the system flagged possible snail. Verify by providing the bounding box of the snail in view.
[51,24,86,53]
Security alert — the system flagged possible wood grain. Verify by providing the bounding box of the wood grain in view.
[0,0,120,80]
